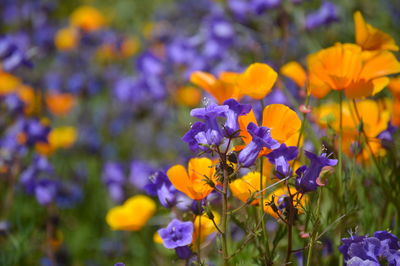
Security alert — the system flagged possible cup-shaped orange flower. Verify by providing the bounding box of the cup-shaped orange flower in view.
[237,104,301,155]
[236,63,278,100]
[307,43,400,99]
[190,71,240,104]
[314,99,391,161]
[389,77,400,126]
[264,187,307,220]
[280,61,307,88]
[354,11,398,52]
[192,211,220,246]
[54,27,79,52]
[46,93,75,116]
[230,172,266,205]
[167,158,217,200]
[106,195,156,231]
[70,6,106,32]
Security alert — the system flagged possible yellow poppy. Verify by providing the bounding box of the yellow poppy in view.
[280,61,307,88]
[190,71,240,104]
[389,77,400,126]
[236,63,277,100]
[237,104,301,155]
[0,71,21,95]
[354,11,398,52]
[230,172,266,205]
[54,27,79,51]
[192,212,220,245]
[106,195,156,231]
[45,93,75,116]
[167,158,218,200]
[70,6,106,32]
[307,43,400,99]
[175,86,202,107]
[264,187,307,220]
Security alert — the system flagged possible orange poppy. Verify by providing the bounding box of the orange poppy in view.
[167,157,218,200]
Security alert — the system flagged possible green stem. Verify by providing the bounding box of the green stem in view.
[197,201,202,265]
[306,190,322,266]
[221,157,230,266]
[338,92,343,183]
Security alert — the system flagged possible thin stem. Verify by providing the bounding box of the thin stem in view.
[306,190,322,266]
[197,201,202,265]
[338,92,343,183]
[220,152,230,266]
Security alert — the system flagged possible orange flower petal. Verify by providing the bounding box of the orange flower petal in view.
[237,63,277,100]
[280,61,307,87]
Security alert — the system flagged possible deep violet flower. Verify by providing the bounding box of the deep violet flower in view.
[266,143,298,178]
[158,219,194,249]
[238,122,280,167]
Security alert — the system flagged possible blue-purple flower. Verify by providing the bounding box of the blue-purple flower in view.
[305,1,339,30]
[266,144,298,178]
[223,99,251,137]
[158,219,194,252]
[182,103,228,151]
[295,151,337,193]
[238,122,280,167]
[339,231,400,265]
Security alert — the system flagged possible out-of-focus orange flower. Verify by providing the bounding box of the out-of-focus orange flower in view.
[36,126,77,156]
[280,61,307,88]
[167,158,217,200]
[230,172,266,205]
[236,63,278,100]
[192,211,220,246]
[190,71,240,104]
[70,6,106,32]
[389,77,400,126]
[354,11,398,52]
[237,104,301,155]
[175,86,202,107]
[307,43,400,99]
[314,99,391,161]
[45,93,75,116]
[191,63,277,103]
[264,186,307,220]
[121,37,140,58]
[106,195,156,231]
[0,71,21,95]
[54,27,79,51]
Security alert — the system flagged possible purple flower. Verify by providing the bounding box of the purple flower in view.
[102,162,125,203]
[223,99,251,137]
[183,104,229,151]
[129,160,155,190]
[251,0,281,15]
[35,179,58,206]
[238,122,280,167]
[305,2,339,30]
[158,219,194,249]
[266,144,298,178]
[144,171,178,208]
[136,51,164,76]
[207,16,235,46]
[295,151,337,193]
[175,246,192,260]
[339,231,400,265]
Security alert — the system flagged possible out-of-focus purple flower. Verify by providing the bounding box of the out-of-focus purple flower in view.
[228,0,250,21]
[167,38,196,65]
[377,123,397,149]
[136,51,164,76]
[0,36,32,71]
[158,219,194,249]
[21,118,50,146]
[305,1,339,30]
[114,263,125,266]
[339,231,400,265]
[102,162,125,203]
[295,151,337,193]
[223,99,251,137]
[55,182,83,208]
[238,122,280,167]
[4,93,25,113]
[251,0,281,15]
[35,179,58,205]
[207,16,235,46]
[129,160,155,190]
[183,104,229,151]
[266,144,298,178]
